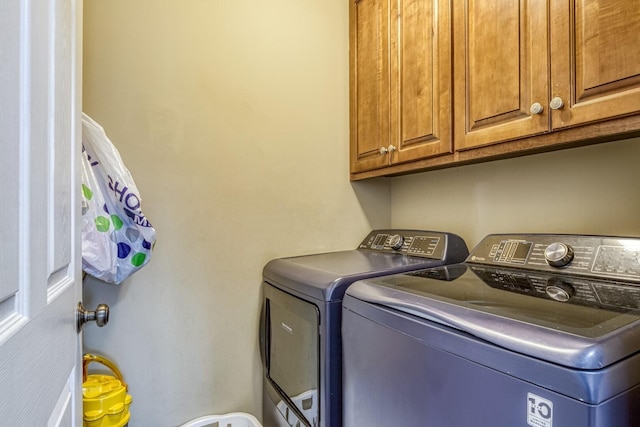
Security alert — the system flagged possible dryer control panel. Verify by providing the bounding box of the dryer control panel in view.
[358,229,468,261]
[467,234,640,283]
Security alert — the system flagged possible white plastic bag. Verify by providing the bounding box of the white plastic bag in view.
[81,113,156,284]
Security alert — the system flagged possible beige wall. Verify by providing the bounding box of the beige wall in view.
[391,137,640,248]
[82,1,389,426]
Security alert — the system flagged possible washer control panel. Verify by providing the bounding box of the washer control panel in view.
[358,229,464,260]
[468,234,640,283]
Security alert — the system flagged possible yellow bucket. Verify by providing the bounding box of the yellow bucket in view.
[82,354,132,427]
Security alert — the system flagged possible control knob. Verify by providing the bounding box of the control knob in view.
[544,242,574,268]
[389,234,404,250]
[545,278,575,302]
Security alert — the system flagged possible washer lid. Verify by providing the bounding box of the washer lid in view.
[347,264,640,369]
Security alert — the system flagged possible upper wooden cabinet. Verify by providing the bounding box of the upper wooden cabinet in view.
[453,1,550,150]
[350,0,640,180]
[550,0,640,130]
[350,0,452,173]
[455,0,640,151]
[350,0,391,172]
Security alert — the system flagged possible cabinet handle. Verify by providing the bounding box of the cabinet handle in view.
[530,103,544,115]
[379,146,388,155]
[387,145,397,166]
[550,97,564,110]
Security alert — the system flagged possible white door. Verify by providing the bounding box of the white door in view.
[0,1,83,426]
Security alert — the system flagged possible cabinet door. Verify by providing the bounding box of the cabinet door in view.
[350,0,391,173]
[390,0,452,164]
[550,0,640,129]
[453,0,550,150]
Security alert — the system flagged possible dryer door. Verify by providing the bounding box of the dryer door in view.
[265,283,319,427]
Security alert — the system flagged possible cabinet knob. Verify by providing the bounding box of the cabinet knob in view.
[379,146,388,155]
[530,102,544,115]
[550,97,564,110]
[388,145,397,153]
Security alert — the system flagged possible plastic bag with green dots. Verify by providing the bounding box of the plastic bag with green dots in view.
[81,113,156,284]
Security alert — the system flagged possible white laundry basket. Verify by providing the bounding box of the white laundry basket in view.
[179,412,262,427]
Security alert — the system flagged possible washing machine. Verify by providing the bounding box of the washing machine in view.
[342,233,640,427]
[260,229,469,427]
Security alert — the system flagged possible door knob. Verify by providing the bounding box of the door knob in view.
[77,302,110,332]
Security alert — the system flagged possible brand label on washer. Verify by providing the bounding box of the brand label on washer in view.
[527,393,553,427]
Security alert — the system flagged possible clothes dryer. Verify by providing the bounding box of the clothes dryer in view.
[261,229,469,427]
